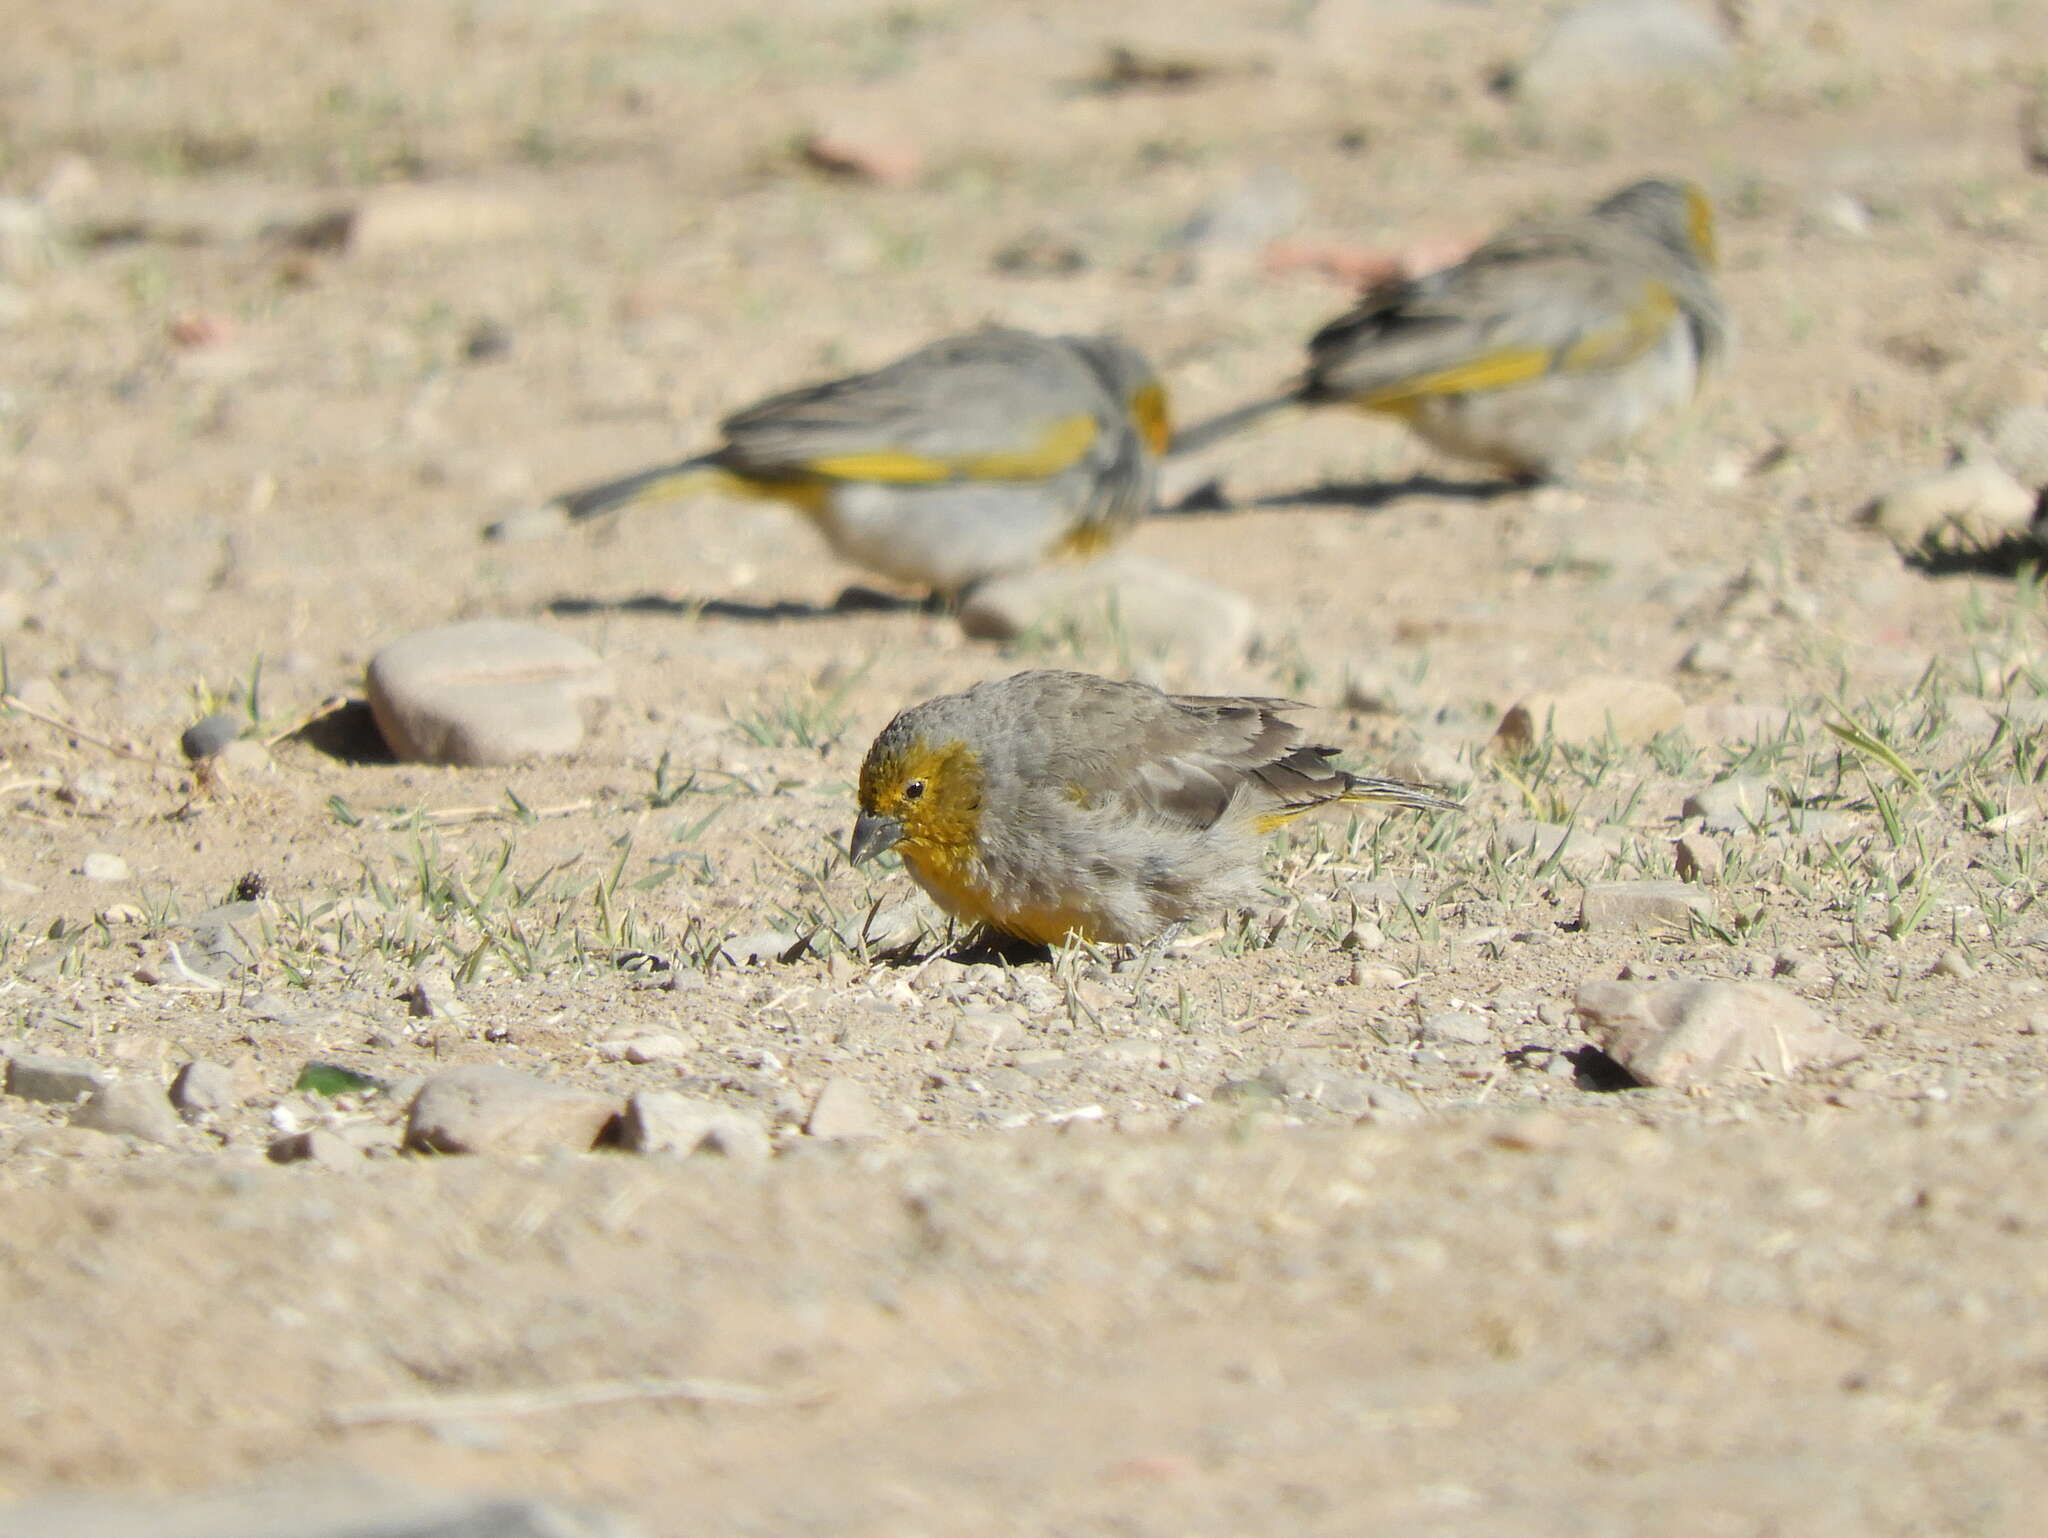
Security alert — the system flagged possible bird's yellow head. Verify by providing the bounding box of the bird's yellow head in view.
[849,730,985,868]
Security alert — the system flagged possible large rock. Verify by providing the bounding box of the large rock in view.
[403,1066,619,1156]
[68,1082,182,1145]
[617,1093,772,1163]
[367,620,614,766]
[958,555,1254,667]
[1579,880,1715,931]
[5,1053,107,1105]
[1494,676,1684,754]
[1865,459,2037,551]
[1575,977,1860,1089]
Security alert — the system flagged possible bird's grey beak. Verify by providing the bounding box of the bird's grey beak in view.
[848,812,904,866]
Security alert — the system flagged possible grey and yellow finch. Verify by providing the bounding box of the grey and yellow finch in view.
[848,669,1459,946]
[1172,178,1727,483]
[544,327,1170,595]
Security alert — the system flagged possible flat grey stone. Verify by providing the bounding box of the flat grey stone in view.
[404,1066,620,1156]
[6,1053,107,1105]
[617,1092,772,1163]
[804,1076,888,1140]
[1575,977,1860,1089]
[1579,880,1715,931]
[958,555,1254,667]
[367,619,613,766]
[69,1081,182,1145]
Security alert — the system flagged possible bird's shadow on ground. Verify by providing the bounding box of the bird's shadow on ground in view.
[859,930,1056,970]
[1162,473,1529,517]
[1902,531,2048,580]
[546,586,939,622]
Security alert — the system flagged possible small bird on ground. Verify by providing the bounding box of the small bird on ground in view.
[848,669,1459,947]
[1170,178,1727,484]
[533,328,1170,596]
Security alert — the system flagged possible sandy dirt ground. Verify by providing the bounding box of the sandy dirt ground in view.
[4,1,2048,1532]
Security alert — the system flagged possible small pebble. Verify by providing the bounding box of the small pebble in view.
[1930,948,1976,980]
[80,852,131,882]
[179,712,244,761]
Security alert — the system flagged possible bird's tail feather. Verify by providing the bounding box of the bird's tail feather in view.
[1254,775,1461,832]
[1166,392,1304,458]
[554,456,736,522]
[1336,775,1462,814]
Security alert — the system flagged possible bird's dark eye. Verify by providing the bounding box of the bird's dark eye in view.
[902,779,926,801]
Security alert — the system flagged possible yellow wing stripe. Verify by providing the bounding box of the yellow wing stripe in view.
[803,450,953,483]
[1353,284,1680,414]
[1356,345,1554,411]
[805,413,1100,485]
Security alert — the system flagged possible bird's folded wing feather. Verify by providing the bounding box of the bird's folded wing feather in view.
[719,334,1113,484]
[1305,225,1691,406]
[1049,692,1320,831]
